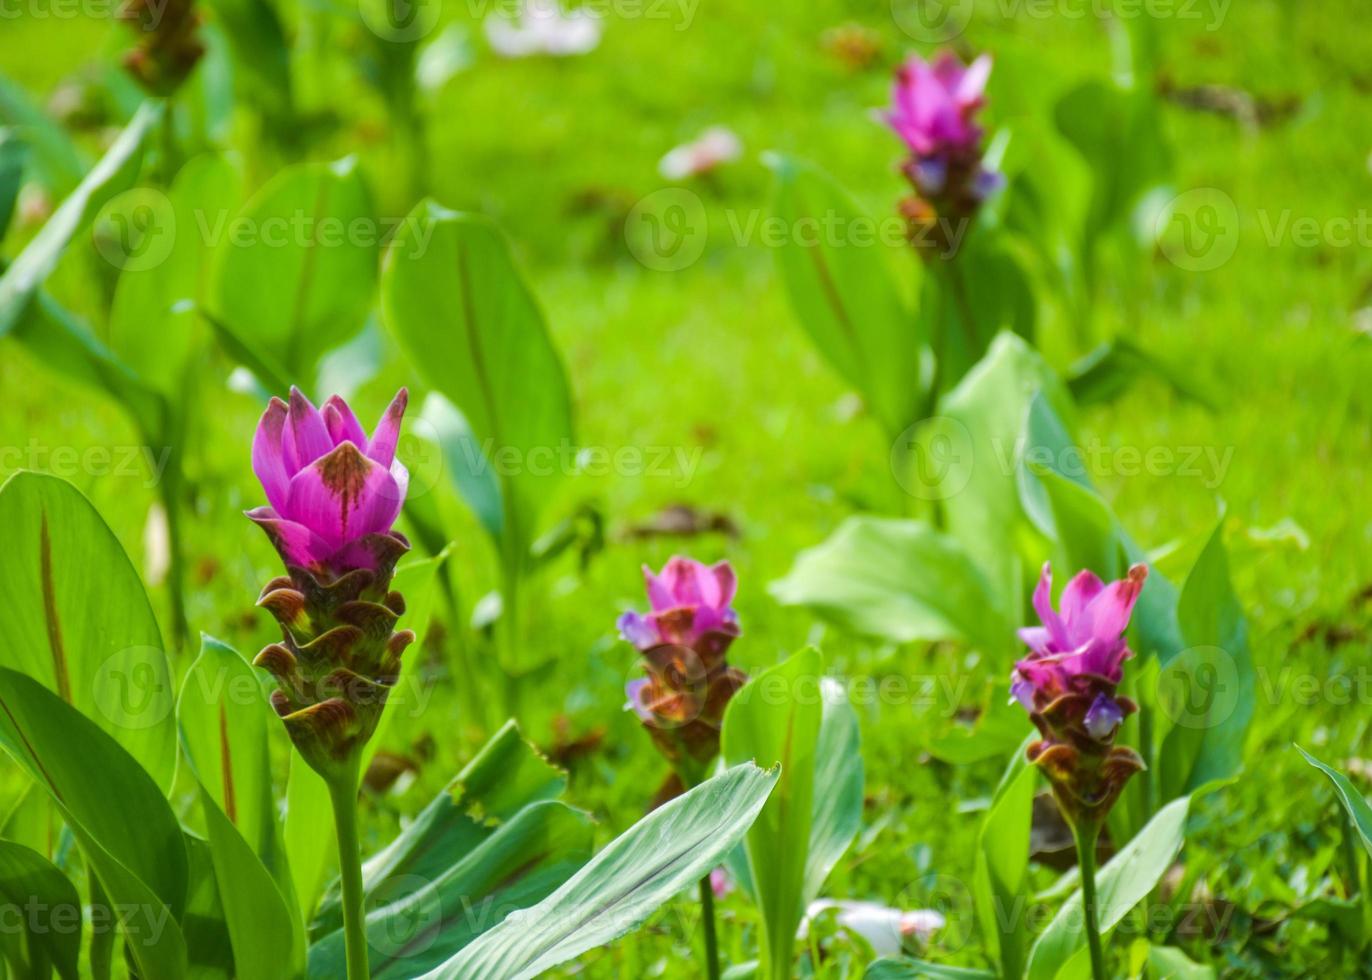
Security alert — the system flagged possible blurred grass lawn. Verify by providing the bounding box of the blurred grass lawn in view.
[2,0,1372,974]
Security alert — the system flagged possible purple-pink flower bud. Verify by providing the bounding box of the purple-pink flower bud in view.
[617,557,739,652]
[884,51,990,159]
[247,387,410,578]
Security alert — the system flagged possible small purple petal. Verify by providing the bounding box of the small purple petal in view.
[618,610,660,649]
[366,388,409,469]
[624,678,653,721]
[1009,670,1035,711]
[322,395,368,450]
[1084,693,1124,739]
[252,397,292,513]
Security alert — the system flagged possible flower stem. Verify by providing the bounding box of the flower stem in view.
[1074,820,1107,980]
[698,875,721,980]
[327,761,369,980]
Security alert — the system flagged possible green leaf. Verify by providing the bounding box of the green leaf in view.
[0,102,160,336]
[308,801,592,978]
[0,840,82,978]
[1067,337,1217,411]
[429,762,778,979]
[313,720,567,938]
[418,392,504,542]
[722,650,837,980]
[806,678,864,902]
[0,667,188,980]
[935,332,1071,611]
[177,635,287,883]
[972,739,1036,979]
[1158,518,1254,798]
[1146,944,1215,979]
[770,516,1012,652]
[1297,747,1372,860]
[0,472,177,791]
[767,154,925,439]
[0,129,25,239]
[1026,795,1193,980]
[199,0,293,123]
[864,959,996,979]
[209,157,377,381]
[109,153,243,399]
[284,760,334,921]
[199,784,304,979]
[0,73,85,195]
[382,203,574,606]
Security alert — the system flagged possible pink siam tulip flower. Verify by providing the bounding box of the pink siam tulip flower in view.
[618,557,739,652]
[884,51,990,158]
[247,387,409,578]
[620,556,746,787]
[881,50,1003,256]
[1012,563,1149,734]
[1012,562,1150,826]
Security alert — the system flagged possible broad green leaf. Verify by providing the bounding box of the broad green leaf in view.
[864,959,995,979]
[0,840,82,978]
[109,153,243,398]
[0,74,85,194]
[177,635,286,882]
[210,157,377,381]
[1146,944,1215,979]
[0,129,24,238]
[1067,337,1216,410]
[921,239,1036,389]
[0,102,160,336]
[284,760,334,921]
[0,472,177,791]
[383,204,574,596]
[806,678,864,901]
[721,649,824,980]
[935,332,1071,611]
[181,830,236,977]
[972,739,1036,979]
[1026,795,1192,980]
[314,720,566,937]
[418,392,504,542]
[199,785,304,979]
[427,762,778,979]
[767,154,925,439]
[771,516,1012,652]
[308,801,593,978]
[9,291,166,439]
[0,668,188,979]
[1158,518,1254,798]
[1298,747,1372,860]
[199,0,293,124]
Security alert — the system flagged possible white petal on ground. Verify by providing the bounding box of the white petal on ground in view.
[797,899,945,957]
[658,126,743,180]
[485,0,603,59]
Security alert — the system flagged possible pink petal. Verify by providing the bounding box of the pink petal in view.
[710,561,737,607]
[287,387,334,466]
[284,442,404,548]
[643,564,675,611]
[245,507,332,569]
[954,54,992,108]
[1059,569,1104,640]
[322,395,368,450]
[662,557,706,606]
[366,388,410,468]
[1030,563,1069,650]
[1083,564,1149,644]
[1016,625,1055,656]
[251,397,292,512]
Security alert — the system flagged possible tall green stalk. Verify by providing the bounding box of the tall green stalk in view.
[327,759,369,980]
[698,875,721,980]
[1074,820,1107,980]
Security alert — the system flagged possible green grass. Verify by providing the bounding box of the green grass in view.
[3,0,1372,975]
